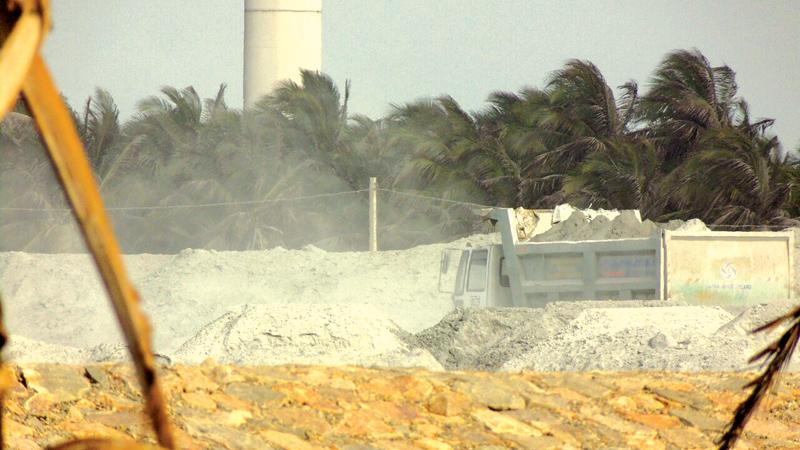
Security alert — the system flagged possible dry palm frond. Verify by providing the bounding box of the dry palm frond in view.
[717,303,800,449]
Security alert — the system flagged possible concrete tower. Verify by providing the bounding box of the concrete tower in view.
[243,0,322,109]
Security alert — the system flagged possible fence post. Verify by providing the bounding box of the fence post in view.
[369,177,378,251]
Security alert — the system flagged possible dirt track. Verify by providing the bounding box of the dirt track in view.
[7,363,800,449]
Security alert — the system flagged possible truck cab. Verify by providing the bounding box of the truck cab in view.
[439,245,512,308]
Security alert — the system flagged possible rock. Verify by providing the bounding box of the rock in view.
[333,410,401,439]
[181,392,217,411]
[59,420,135,442]
[4,417,34,437]
[84,366,110,386]
[8,438,41,450]
[456,381,526,411]
[389,375,433,401]
[506,434,565,450]
[522,392,572,411]
[260,429,321,450]
[744,418,800,440]
[176,367,219,393]
[504,408,563,434]
[624,429,664,450]
[210,365,245,384]
[223,382,285,404]
[25,392,56,417]
[427,392,469,417]
[647,387,711,410]
[647,332,676,349]
[83,411,150,437]
[658,427,714,448]
[414,438,453,450]
[610,395,636,410]
[471,409,543,436]
[19,366,91,403]
[625,412,681,430]
[329,377,356,391]
[222,409,252,427]
[556,374,613,399]
[267,407,332,437]
[667,408,724,431]
[67,406,84,421]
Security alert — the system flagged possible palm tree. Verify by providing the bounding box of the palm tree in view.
[532,60,639,175]
[124,84,220,176]
[785,151,800,218]
[638,49,742,170]
[563,138,663,217]
[255,70,360,190]
[389,96,492,204]
[667,126,793,227]
[78,88,121,173]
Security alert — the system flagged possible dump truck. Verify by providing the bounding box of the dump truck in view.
[439,207,795,308]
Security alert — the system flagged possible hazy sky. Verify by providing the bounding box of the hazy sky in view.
[44,1,800,149]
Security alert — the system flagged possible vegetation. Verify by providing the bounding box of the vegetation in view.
[1,48,798,253]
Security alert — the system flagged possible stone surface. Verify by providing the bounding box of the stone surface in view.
[6,363,800,449]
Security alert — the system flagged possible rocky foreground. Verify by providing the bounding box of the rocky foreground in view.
[5,364,800,449]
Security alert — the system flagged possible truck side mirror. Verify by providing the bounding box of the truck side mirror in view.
[440,252,450,273]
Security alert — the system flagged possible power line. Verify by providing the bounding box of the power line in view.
[378,188,494,209]
[0,189,369,212]
[0,188,496,212]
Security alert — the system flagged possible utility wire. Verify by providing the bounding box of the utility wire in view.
[2,186,794,231]
[378,188,494,209]
[0,189,369,212]
[0,188,495,212]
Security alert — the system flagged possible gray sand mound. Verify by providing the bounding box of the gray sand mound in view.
[174,303,442,370]
[533,210,660,242]
[531,209,711,242]
[412,300,689,370]
[5,335,88,365]
[1,234,498,365]
[500,301,800,372]
[409,308,550,371]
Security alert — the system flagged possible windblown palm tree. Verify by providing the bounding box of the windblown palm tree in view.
[255,70,360,190]
[533,60,639,174]
[563,138,663,217]
[638,49,742,169]
[389,95,493,204]
[666,121,794,227]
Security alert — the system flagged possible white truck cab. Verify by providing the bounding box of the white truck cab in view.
[439,245,512,308]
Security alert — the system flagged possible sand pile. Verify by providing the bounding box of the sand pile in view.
[411,300,688,370]
[533,210,660,242]
[409,307,552,371]
[1,252,170,349]
[174,303,442,370]
[511,300,799,372]
[411,300,800,372]
[531,206,710,242]
[0,234,498,365]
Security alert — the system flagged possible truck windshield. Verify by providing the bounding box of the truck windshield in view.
[454,251,469,295]
[467,249,488,292]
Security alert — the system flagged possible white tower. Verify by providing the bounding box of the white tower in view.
[243,0,322,109]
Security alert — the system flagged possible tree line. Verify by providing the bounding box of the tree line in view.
[1,48,798,253]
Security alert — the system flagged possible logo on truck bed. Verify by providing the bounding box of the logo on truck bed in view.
[720,262,737,280]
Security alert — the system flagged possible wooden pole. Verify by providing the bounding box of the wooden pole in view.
[369,177,378,251]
